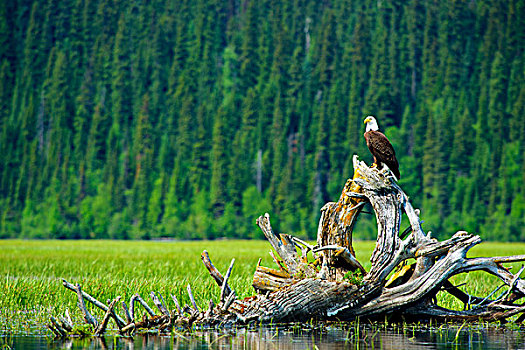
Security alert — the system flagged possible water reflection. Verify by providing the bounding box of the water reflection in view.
[4,324,525,349]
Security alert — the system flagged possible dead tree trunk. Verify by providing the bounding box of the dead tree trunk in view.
[51,156,525,335]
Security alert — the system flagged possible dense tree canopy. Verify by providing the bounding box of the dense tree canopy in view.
[1,0,524,241]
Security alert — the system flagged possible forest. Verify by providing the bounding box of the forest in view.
[0,0,524,241]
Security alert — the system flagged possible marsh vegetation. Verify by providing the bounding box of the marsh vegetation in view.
[1,239,524,338]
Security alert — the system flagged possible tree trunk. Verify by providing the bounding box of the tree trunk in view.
[52,156,525,335]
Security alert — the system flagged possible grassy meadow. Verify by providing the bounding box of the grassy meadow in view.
[1,239,524,335]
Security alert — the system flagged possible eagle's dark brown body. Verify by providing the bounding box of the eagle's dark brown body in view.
[364,130,401,179]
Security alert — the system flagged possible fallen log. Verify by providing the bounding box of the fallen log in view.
[49,155,525,335]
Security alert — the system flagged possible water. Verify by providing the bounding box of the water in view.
[2,324,525,349]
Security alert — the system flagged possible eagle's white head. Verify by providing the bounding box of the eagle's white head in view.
[364,116,379,132]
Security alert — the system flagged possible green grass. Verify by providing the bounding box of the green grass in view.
[0,239,523,335]
[0,239,272,335]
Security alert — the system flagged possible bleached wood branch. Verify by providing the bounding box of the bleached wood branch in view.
[94,297,120,336]
[134,294,156,317]
[150,292,170,316]
[220,259,235,302]
[187,284,199,313]
[74,283,98,328]
[62,279,126,327]
[256,213,299,274]
[201,250,232,296]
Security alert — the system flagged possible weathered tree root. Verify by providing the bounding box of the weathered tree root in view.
[49,155,525,336]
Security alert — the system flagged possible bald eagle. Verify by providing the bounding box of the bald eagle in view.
[363,116,400,180]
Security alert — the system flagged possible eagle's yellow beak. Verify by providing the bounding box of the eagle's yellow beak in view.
[364,117,371,124]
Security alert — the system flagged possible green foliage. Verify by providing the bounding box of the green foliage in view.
[241,186,271,239]
[0,0,523,240]
[79,183,112,239]
[343,269,364,286]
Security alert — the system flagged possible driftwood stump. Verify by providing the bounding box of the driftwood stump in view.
[50,156,525,336]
